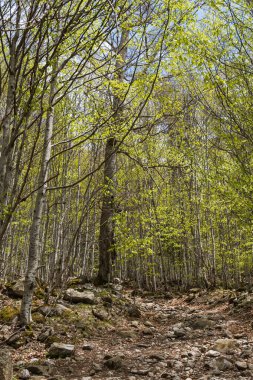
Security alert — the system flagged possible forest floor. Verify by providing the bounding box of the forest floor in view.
[1,283,253,380]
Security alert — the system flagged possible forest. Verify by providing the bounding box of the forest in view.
[1,1,253,379]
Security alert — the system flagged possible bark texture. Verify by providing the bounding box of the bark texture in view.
[96,30,128,284]
[19,76,56,325]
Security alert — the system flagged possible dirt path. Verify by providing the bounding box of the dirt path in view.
[2,287,253,380]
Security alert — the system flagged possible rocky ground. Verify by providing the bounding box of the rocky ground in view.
[1,280,253,380]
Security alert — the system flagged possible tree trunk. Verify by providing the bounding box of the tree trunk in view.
[96,30,128,284]
[19,73,56,325]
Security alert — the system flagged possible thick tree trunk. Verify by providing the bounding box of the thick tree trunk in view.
[96,137,117,284]
[19,76,56,325]
[95,30,128,285]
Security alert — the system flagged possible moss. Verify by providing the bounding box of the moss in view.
[97,289,111,298]
[0,305,19,323]
[34,288,45,299]
[32,312,45,324]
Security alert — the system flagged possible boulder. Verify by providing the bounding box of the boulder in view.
[63,289,95,304]
[47,343,75,358]
[38,304,72,317]
[0,350,13,380]
[6,278,25,298]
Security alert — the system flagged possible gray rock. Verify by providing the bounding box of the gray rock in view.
[38,305,55,316]
[206,350,221,357]
[235,361,248,370]
[38,304,71,317]
[48,343,75,358]
[37,326,54,342]
[173,328,186,338]
[82,344,94,351]
[54,304,72,315]
[0,350,13,380]
[149,353,165,361]
[6,278,25,297]
[186,316,214,330]
[214,357,233,371]
[26,365,49,376]
[63,289,95,304]
[92,307,108,321]
[19,369,30,379]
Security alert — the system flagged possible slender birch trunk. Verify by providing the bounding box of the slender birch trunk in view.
[19,72,56,325]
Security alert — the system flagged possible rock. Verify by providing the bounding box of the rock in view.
[82,344,93,351]
[92,363,103,373]
[127,304,141,318]
[63,289,95,304]
[149,353,165,361]
[7,329,31,348]
[235,361,248,370]
[47,343,75,358]
[117,329,136,338]
[213,338,239,353]
[37,326,54,342]
[206,350,220,357]
[38,305,55,317]
[38,304,71,317]
[173,327,186,338]
[54,304,72,315]
[6,278,25,298]
[104,356,123,370]
[0,350,13,380]
[143,321,153,327]
[214,357,233,371]
[130,368,149,375]
[186,316,214,330]
[19,369,30,379]
[26,365,48,376]
[92,307,108,321]
[101,295,113,305]
[142,327,153,335]
[241,349,251,359]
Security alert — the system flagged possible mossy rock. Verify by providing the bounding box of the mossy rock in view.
[32,312,45,324]
[0,305,19,323]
